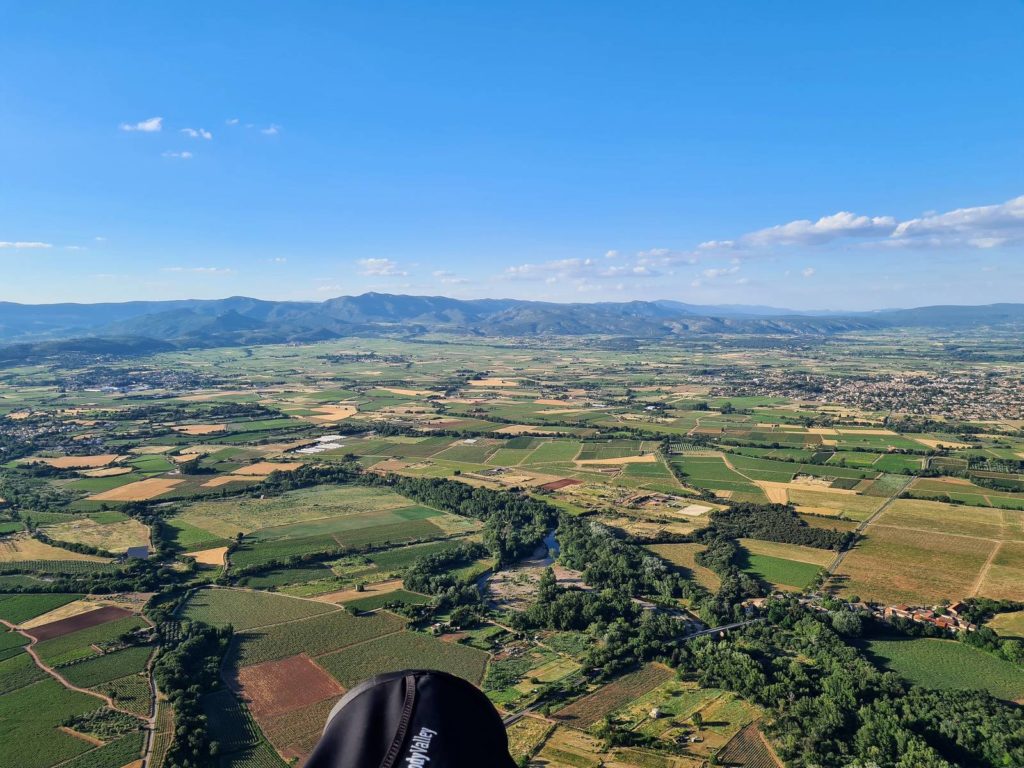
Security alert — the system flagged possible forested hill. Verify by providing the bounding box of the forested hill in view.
[1,293,1022,352]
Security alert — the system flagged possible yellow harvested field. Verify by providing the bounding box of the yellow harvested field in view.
[807,427,839,435]
[0,535,109,563]
[789,488,883,519]
[913,437,972,450]
[757,482,790,504]
[368,459,410,473]
[79,466,134,477]
[30,454,122,469]
[185,546,229,566]
[177,390,251,402]
[19,599,105,629]
[89,477,184,501]
[534,398,573,406]
[308,405,358,422]
[201,476,256,488]
[837,428,897,436]
[177,445,221,455]
[129,444,175,456]
[231,461,304,476]
[6,411,32,420]
[379,387,433,396]
[45,518,150,553]
[494,424,545,435]
[316,578,406,604]
[468,378,518,387]
[576,454,656,466]
[173,424,227,435]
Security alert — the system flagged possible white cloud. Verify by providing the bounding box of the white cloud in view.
[0,241,52,249]
[503,255,661,283]
[181,127,213,140]
[267,257,288,264]
[802,267,816,278]
[701,265,740,280]
[433,270,469,285]
[120,116,163,132]
[697,239,735,251]
[162,266,233,274]
[225,118,240,126]
[891,195,1024,248]
[162,151,193,160]
[744,212,896,247]
[697,194,1024,255]
[261,124,281,135]
[358,258,406,276]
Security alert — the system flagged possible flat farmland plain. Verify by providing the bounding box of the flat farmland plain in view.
[975,542,1024,601]
[834,525,997,604]
[878,498,1021,540]
[318,631,488,686]
[229,608,406,668]
[176,485,418,538]
[180,588,336,631]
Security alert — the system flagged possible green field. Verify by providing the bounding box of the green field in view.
[56,731,145,768]
[737,550,822,591]
[229,609,406,667]
[35,616,148,667]
[344,589,430,611]
[61,644,153,688]
[860,637,1024,700]
[319,630,488,686]
[0,593,82,624]
[0,652,46,694]
[0,679,100,768]
[177,484,417,538]
[203,688,261,753]
[180,588,336,631]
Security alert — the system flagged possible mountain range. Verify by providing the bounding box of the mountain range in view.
[0,294,1022,361]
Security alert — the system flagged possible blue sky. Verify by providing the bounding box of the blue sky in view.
[2,2,1023,309]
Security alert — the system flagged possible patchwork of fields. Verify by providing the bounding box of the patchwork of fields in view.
[3,335,1024,767]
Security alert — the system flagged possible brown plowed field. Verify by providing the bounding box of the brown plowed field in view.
[234,653,345,719]
[26,605,132,641]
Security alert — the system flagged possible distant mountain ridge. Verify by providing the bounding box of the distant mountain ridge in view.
[0,294,1022,358]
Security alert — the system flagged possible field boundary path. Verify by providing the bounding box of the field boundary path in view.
[969,541,1003,597]
[825,475,914,576]
[0,618,147,721]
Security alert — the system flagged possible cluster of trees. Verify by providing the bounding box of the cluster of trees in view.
[511,516,720,676]
[364,474,555,564]
[403,541,489,595]
[689,600,1024,767]
[956,597,1024,625]
[153,621,234,768]
[702,503,853,551]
